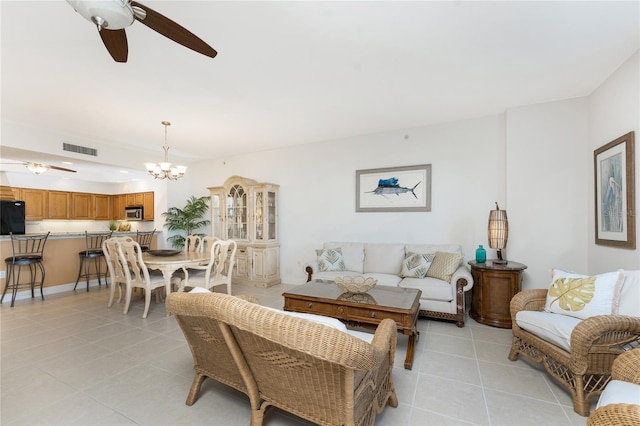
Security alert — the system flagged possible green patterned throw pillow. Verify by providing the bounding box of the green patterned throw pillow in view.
[316,248,346,272]
[426,251,463,282]
[544,269,625,320]
[400,252,435,278]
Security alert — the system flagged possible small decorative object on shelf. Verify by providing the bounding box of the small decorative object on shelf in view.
[475,245,486,263]
[335,276,377,293]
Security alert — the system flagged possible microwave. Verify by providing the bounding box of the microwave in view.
[125,206,143,221]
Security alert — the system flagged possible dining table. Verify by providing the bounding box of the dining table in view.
[142,249,210,296]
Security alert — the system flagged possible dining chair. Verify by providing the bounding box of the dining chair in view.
[184,235,203,253]
[102,236,130,310]
[117,237,165,318]
[74,231,113,292]
[135,229,156,252]
[179,239,237,295]
[2,232,50,307]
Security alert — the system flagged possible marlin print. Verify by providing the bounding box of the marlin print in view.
[368,178,421,199]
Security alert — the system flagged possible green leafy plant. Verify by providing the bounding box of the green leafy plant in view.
[108,220,118,231]
[162,195,210,249]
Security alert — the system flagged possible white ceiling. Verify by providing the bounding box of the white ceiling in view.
[1,1,639,182]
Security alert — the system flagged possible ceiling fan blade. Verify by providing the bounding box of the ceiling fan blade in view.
[130,1,217,59]
[99,28,128,62]
[49,165,77,173]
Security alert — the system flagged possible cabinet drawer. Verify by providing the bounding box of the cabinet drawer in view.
[347,306,404,325]
[285,298,335,316]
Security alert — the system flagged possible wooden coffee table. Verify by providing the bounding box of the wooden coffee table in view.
[283,280,421,369]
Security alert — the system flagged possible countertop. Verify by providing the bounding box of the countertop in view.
[0,231,145,241]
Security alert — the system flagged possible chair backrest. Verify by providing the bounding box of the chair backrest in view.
[184,235,203,253]
[9,232,50,259]
[85,231,113,252]
[102,237,131,285]
[201,236,219,254]
[135,229,156,248]
[209,239,237,282]
[117,238,152,286]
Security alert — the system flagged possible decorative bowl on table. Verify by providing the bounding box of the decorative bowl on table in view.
[334,276,377,293]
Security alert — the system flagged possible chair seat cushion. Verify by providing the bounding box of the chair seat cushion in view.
[596,380,640,409]
[515,310,581,352]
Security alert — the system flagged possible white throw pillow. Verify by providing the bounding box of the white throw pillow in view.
[400,252,435,278]
[544,269,625,320]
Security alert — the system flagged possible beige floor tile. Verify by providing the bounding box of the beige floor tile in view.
[419,350,482,386]
[484,388,577,426]
[479,360,558,403]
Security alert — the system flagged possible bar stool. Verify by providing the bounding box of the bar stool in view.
[2,232,50,307]
[74,231,113,291]
[135,229,156,252]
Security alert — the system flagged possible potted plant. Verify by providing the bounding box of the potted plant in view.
[162,195,210,249]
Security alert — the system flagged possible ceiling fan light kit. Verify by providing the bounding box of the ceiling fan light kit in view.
[26,163,50,175]
[66,0,217,63]
[144,121,187,180]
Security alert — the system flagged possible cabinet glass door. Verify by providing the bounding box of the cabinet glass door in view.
[255,191,264,240]
[267,191,276,240]
[227,184,247,240]
[211,194,221,237]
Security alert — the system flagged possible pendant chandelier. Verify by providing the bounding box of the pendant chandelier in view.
[144,121,187,180]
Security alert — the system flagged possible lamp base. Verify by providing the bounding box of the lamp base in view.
[492,259,508,265]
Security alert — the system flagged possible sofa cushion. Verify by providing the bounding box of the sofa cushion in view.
[618,270,640,317]
[363,273,402,287]
[316,248,346,272]
[363,243,405,275]
[313,271,361,282]
[400,277,453,301]
[544,269,625,320]
[596,380,640,409]
[515,310,581,352]
[426,251,463,282]
[401,252,435,278]
[324,242,364,273]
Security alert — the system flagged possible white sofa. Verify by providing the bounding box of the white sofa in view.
[304,242,473,327]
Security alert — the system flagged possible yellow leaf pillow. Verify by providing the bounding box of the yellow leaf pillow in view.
[543,269,625,320]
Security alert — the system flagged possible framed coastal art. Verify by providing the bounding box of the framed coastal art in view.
[356,164,431,212]
[594,131,635,249]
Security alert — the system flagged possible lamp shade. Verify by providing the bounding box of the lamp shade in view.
[488,204,508,249]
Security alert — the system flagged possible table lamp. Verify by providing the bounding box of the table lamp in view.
[488,202,508,265]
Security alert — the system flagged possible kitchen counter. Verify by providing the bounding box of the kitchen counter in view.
[0,232,159,295]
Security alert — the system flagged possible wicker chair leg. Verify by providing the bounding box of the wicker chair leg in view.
[185,373,207,406]
[388,390,398,408]
[508,338,520,361]
[573,375,590,417]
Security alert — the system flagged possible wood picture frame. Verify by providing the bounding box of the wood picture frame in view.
[594,131,635,249]
[356,164,431,212]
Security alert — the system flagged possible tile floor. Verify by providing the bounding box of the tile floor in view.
[1,283,589,426]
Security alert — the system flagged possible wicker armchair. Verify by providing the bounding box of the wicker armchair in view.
[587,349,640,426]
[509,271,640,416]
[166,291,398,426]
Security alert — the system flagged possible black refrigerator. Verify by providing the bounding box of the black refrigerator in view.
[0,200,26,235]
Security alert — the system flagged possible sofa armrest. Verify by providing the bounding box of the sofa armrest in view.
[304,261,319,282]
[451,265,473,291]
[570,315,640,369]
[587,403,640,426]
[612,348,640,384]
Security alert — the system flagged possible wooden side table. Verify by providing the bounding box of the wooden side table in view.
[468,260,527,328]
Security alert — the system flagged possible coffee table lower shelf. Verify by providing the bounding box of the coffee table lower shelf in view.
[283,283,421,370]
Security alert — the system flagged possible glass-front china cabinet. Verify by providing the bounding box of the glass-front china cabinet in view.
[209,176,280,287]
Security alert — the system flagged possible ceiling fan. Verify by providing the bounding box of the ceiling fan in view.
[0,161,77,175]
[66,0,217,63]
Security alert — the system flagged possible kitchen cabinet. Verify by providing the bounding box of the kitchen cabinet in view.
[71,192,92,219]
[22,188,48,220]
[94,194,111,220]
[209,176,280,287]
[126,192,144,206]
[48,190,71,219]
[143,192,154,220]
[112,195,127,220]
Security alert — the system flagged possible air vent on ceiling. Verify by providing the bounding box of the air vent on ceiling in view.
[62,142,97,157]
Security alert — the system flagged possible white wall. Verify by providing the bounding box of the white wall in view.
[188,115,506,284]
[588,51,640,272]
[505,98,590,289]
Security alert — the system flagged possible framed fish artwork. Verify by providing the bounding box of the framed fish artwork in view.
[356,164,431,212]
